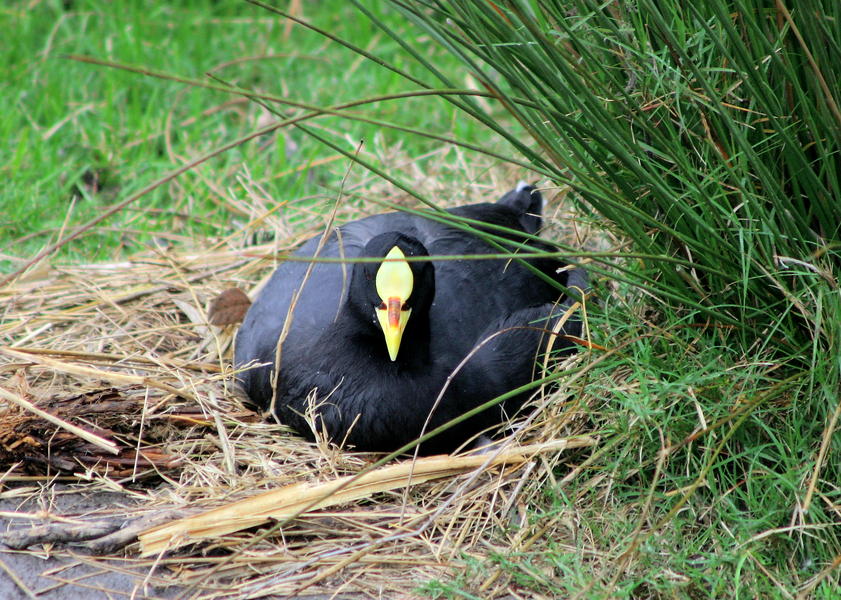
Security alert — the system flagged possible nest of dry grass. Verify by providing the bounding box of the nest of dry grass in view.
[0,168,603,598]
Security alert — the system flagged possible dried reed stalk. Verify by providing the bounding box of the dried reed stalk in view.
[139,437,594,555]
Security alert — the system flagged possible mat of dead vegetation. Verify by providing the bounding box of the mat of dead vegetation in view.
[0,173,603,599]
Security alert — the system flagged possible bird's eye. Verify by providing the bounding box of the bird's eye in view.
[378,302,386,310]
[401,302,410,311]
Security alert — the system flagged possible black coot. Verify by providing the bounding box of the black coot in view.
[235,184,587,454]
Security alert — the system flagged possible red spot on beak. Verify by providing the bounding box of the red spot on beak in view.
[387,298,401,329]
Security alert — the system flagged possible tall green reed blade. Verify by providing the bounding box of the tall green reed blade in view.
[385,0,840,357]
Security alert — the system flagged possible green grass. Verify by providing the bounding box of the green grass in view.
[1,0,499,271]
[420,317,831,597]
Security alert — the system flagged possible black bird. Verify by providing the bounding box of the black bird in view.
[235,184,587,454]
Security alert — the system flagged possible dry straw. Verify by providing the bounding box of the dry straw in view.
[0,169,598,598]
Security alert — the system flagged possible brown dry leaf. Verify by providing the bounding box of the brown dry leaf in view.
[207,287,252,326]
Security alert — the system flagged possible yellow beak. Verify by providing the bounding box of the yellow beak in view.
[375,246,414,361]
[376,298,412,361]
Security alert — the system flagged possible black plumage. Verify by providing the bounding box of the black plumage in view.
[235,185,587,454]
